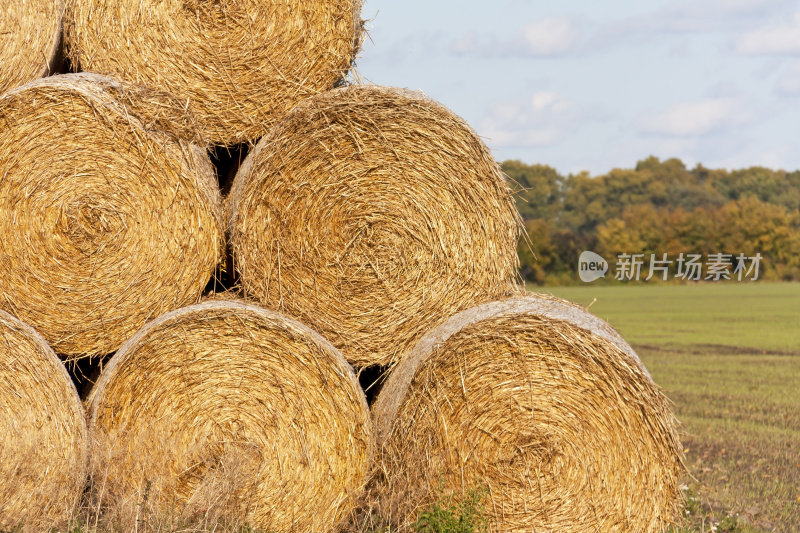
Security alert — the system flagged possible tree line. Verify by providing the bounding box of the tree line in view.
[504,157,800,284]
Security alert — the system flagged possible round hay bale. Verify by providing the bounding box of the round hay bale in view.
[372,295,683,532]
[64,0,363,146]
[0,310,88,530]
[88,300,372,530]
[227,85,522,368]
[0,0,63,94]
[0,73,223,359]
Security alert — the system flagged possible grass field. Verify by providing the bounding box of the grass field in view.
[544,282,800,533]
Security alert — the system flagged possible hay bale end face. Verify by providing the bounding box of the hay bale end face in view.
[0,311,88,531]
[64,0,363,145]
[0,73,223,359]
[88,300,372,530]
[372,295,683,532]
[507,291,649,375]
[0,0,63,94]
[227,85,522,368]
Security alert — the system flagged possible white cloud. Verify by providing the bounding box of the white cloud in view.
[638,97,752,137]
[711,144,794,170]
[518,17,579,56]
[591,0,782,50]
[735,12,800,55]
[449,16,580,58]
[667,0,779,30]
[529,91,572,113]
[367,30,448,64]
[775,62,800,95]
[449,32,483,55]
[479,91,577,148]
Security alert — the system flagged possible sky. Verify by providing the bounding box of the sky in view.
[356,0,800,175]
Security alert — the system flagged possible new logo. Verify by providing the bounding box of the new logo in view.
[578,251,608,283]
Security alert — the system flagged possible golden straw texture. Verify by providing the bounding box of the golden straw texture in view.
[372,296,683,532]
[521,291,649,375]
[0,0,63,94]
[0,73,223,359]
[0,311,88,531]
[88,300,372,530]
[227,85,523,368]
[64,0,363,146]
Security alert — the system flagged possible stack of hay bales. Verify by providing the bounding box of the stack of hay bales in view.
[0,0,64,93]
[224,84,683,528]
[87,300,371,530]
[0,0,684,530]
[0,311,87,531]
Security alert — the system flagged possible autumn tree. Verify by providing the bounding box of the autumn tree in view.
[505,157,800,283]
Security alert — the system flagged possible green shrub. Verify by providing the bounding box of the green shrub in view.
[414,487,489,533]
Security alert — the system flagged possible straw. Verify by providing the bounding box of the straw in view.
[87,300,372,530]
[227,85,523,368]
[64,0,364,145]
[0,0,63,94]
[0,73,223,358]
[371,295,683,531]
[0,310,88,531]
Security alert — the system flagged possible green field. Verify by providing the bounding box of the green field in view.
[544,283,800,532]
